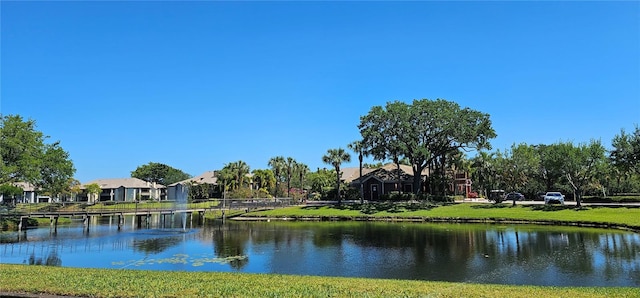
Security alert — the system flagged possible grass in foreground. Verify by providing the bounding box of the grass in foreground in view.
[241,203,640,230]
[0,264,636,298]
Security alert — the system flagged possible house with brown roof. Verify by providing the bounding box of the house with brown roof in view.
[342,163,429,200]
[343,162,474,200]
[81,178,166,202]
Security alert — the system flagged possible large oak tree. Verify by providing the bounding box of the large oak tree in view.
[358,99,496,195]
[130,162,191,186]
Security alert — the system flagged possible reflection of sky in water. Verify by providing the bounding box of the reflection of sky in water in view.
[1,219,639,287]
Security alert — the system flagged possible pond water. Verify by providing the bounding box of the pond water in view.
[1,216,639,287]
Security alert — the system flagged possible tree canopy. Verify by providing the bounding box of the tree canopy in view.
[0,115,75,197]
[216,160,250,193]
[130,162,191,186]
[610,126,640,176]
[359,99,496,195]
[306,168,335,194]
[251,169,276,193]
[85,183,101,203]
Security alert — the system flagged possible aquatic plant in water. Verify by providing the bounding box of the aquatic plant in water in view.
[112,253,248,268]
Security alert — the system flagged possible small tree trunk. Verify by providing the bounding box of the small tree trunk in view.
[287,173,291,198]
[396,159,401,194]
[359,154,364,204]
[275,170,280,197]
[336,168,341,205]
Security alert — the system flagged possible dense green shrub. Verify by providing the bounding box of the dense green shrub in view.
[1,216,38,231]
[256,188,272,199]
[344,188,360,200]
[228,188,252,199]
[582,195,640,203]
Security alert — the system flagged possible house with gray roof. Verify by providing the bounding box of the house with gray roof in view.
[0,182,51,203]
[81,178,166,202]
[167,171,219,200]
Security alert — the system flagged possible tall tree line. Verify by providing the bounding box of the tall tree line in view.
[469,127,640,206]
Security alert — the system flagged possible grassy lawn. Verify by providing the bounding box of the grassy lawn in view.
[203,209,247,220]
[241,203,640,231]
[32,217,72,226]
[0,264,636,298]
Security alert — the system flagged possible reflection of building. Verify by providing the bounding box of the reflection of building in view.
[81,178,166,202]
[168,171,219,200]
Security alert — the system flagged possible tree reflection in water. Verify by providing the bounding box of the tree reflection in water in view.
[28,251,61,266]
[203,220,640,285]
[211,223,249,270]
[133,236,182,254]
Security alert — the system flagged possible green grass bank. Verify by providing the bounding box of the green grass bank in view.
[237,203,640,232]
[0,264,636,298]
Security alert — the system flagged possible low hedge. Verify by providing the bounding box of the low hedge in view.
[582,195,640,203]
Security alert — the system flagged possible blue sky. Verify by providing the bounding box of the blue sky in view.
[2,1,639,183]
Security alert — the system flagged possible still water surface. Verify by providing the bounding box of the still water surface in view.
[1,216,639,287]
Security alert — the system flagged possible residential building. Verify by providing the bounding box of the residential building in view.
[0,182,51,203]
[167,171,219,200]
[342,163,429,200]
[80,178,166,202]
[342,163,472,199]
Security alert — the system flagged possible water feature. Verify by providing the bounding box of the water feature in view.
[175,184,189,231]
[1,219,639,287]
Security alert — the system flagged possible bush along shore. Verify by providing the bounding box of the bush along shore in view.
[233,203,640,233]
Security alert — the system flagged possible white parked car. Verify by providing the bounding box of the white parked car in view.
[544,192,565,205]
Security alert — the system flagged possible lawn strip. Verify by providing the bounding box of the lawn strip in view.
[0,264,635,298]
[236,204,640,232]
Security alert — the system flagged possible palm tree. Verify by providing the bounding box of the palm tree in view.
[226,161,250,190]
[218,161,250,192]
[293,162,309,200]
[251,169,275,192]
[285,157,297,198]
[217,167,235,193]
[471,151,496,199]
[348,141,365,203]
[268,156,286,197]
[322,148,351,204]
